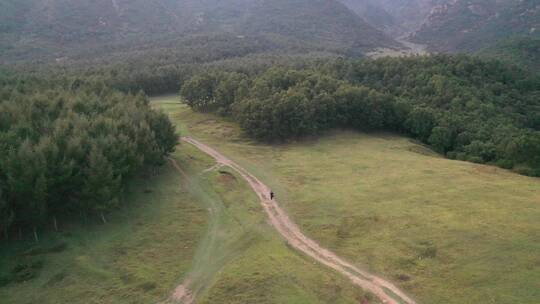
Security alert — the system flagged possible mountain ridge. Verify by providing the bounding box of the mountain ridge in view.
[0,0,397,62]
[410,0,540,52]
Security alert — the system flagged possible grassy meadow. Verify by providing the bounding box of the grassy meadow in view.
[153,95,540,304]
[0,161,207,304]
[0,95,375,304]
[166,139,372,304]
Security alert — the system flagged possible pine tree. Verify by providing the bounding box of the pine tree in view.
[0,188,13,239]
[4,141,48,239]
[148,111,179,156]
[81,145,121,223]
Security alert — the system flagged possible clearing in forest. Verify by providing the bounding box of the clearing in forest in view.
[154,96,540,304]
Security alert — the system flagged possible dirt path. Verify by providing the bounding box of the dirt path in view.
[167,159,195,304]
[171,280,194,304]
[179,137,416,304]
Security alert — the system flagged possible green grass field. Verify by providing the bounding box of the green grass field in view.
[153,95,540,304]
[168,138,372,304]
[0,161,207,304]
[0,95,375,304]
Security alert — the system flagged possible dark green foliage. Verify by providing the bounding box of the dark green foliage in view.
[148,111,180,157]
[182,55,540,175]
[0,78,179,235]
[480,37,540,73]
[0,189,13,237]
[513,131,540,176]
[81,145,121,216]
[180,73,220,111]
[429,126,456,154]
[405,107,437,142]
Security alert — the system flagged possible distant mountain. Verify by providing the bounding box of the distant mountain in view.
[0,0,397,62]
[241,0,397,55]
[410,0,540,52]
[338,0,399,35]
[338,0,445,37]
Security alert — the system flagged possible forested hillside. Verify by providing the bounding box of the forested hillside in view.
[339,0,540,71]
[181,55,540,176]
[411,0,540,52]
[338,0,444,36]
[336,0,399,35]
[0,0,396,63]
[241,0,396,56]
[0,74,178,238]
[480,37,540,73]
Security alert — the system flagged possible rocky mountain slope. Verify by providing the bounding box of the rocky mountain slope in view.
[338,0,445,37]
[410,0,540,52]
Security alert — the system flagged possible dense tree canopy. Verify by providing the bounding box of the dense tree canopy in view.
[2,53,538,238]
[0,77,178,236]
[181,55,540,176]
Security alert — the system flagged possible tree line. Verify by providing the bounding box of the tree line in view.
[0,53,323,240]
[0,75,178,239]
[181,55,540,176]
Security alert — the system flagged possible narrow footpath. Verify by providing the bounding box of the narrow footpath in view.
[175,136,416,304]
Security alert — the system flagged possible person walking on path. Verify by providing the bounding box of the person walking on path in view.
[270,191,275,200]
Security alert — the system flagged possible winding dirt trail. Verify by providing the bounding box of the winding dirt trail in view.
[177,136,416,304]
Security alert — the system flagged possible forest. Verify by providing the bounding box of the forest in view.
[2,53,539,240]
[0,35,334,240]
[480,37,540,73]
[180,55,540,176]
[0,73,178,239]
